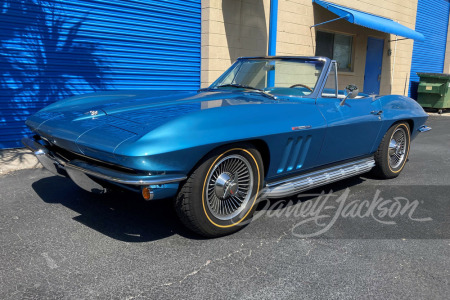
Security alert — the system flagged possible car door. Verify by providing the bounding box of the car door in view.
[316,62,383,166]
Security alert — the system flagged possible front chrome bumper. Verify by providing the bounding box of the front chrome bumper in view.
[22,137,66,177]
[22,137,187,193]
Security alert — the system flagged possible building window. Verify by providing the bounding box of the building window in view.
[315,31,353,72]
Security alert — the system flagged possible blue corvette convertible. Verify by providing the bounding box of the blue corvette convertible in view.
[22,56,431,237]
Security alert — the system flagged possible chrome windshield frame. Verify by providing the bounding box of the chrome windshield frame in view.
[208,56,332,99]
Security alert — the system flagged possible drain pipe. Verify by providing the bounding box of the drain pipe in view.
[268,0,278,56]
[391,34,398,93]
[267,0,278,87]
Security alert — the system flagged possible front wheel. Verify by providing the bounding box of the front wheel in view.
[174,144,263,237]
[372,122,411,179]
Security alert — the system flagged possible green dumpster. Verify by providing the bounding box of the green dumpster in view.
[417,72,450,113]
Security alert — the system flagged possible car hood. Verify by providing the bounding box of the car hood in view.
[26,89,276,156]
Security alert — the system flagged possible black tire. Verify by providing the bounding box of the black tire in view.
[372,122,411,179]
[174,143,264,237]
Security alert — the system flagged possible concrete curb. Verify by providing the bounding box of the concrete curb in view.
[427,112,450,117]
[0,148,40,176]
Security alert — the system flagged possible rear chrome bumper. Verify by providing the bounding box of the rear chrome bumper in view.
[21,137,187,187]
[418,125,432,132]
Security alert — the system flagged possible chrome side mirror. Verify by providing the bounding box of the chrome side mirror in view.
[340,84,359,106]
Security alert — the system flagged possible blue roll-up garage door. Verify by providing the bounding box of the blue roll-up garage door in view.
[0,0,201,149]
[409,0,450,99]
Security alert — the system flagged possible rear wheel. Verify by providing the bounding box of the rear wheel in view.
[174,144,263,237]
[372,122,411,179]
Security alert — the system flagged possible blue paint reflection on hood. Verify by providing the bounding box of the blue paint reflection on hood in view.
[26,90,283,155]
[32,89,277,131]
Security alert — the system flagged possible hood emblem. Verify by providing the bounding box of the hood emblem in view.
[85,110,98,116]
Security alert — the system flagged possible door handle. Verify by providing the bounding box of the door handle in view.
[370,110,383,115]
[378,74,381,82]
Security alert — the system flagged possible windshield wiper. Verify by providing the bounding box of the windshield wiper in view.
[252,89,278,100]
[216,83,277,100]
[216,83,261,90]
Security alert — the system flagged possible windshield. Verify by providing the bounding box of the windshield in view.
[210,58,325,96]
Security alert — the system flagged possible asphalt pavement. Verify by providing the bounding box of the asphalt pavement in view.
[1,116,449,299]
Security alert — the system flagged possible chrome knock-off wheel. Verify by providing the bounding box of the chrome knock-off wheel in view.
[388,127,407,169]
[206,154,254,220]
[175,144,262,237]
[373,122,411,179]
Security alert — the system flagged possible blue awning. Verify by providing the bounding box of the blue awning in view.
[313,0,425,41]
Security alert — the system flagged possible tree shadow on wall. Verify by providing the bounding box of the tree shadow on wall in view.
[0,0,110,147]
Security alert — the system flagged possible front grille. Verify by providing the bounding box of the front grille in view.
[47,143,140,175]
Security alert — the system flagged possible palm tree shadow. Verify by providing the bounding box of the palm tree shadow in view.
[1,0,110,147]
[31,175,201,242]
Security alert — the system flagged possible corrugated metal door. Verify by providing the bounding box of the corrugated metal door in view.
[0,0,201,149]
[409,0,450,99]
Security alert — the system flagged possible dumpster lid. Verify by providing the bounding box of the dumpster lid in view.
[417,72,450,79]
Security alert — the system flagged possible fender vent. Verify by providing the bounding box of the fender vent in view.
[277,135,312,173]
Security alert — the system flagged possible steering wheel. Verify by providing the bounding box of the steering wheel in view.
[289,84,313,92]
